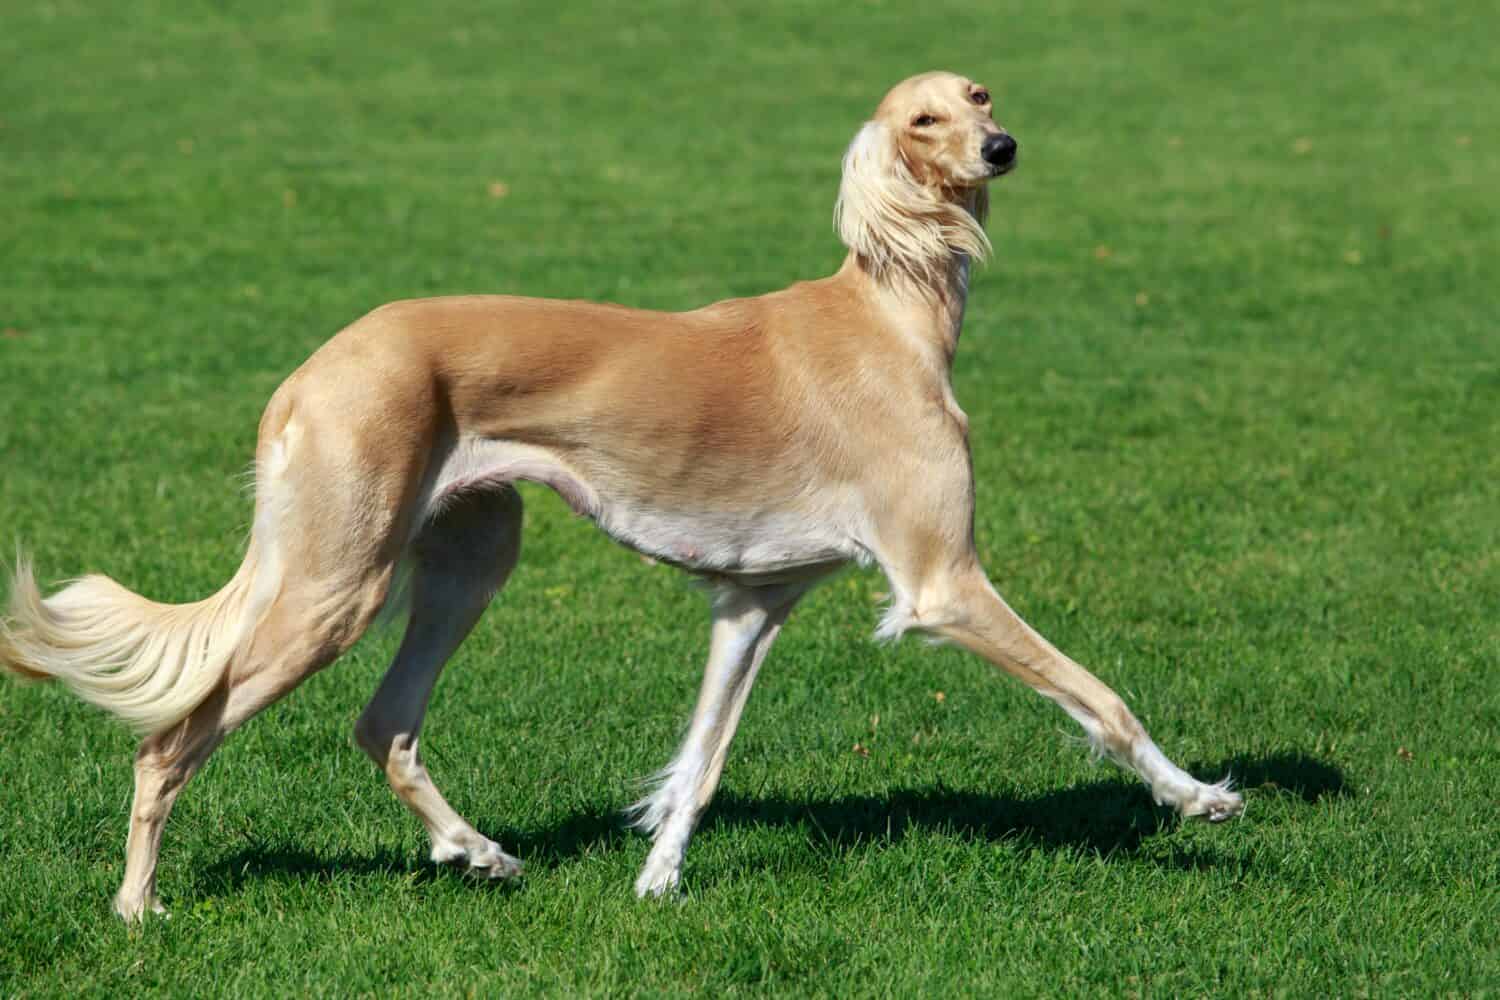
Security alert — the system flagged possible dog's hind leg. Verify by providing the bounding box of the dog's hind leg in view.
[111,380,435,920]
[631,580,807,898]
[114,689,230,920]
[115,570,398,920]
[354,486,525,880]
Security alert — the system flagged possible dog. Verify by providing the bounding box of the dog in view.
[1,72,1243,921]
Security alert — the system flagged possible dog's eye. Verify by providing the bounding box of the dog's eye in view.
[971,90,990,106]
[912,114,937,128]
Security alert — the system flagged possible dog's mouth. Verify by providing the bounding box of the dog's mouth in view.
[988,157,1018,178]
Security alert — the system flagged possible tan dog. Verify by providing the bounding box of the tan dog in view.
[1,72,1242,921]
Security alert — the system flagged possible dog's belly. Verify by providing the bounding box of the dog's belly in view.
[420,437,863,579]
[595,503,859,578]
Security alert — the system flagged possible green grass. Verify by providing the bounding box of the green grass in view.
[2,0,1497,994]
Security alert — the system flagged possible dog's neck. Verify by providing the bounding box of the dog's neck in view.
[841,244,973,366]
[835,185,986,365]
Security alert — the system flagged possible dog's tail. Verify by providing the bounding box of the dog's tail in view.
[0,548,272,734]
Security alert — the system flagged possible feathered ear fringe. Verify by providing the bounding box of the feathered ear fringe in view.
[834,121,991,283]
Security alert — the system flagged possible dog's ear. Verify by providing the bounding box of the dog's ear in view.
[835,121,918,265]
[840,120,910,190]
[834,121,989,274]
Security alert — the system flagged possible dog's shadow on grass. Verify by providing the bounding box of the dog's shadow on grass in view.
[513,750,1346,864]
[200,750,1346,895]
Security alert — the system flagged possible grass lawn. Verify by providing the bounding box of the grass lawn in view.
[2,0,1496,994]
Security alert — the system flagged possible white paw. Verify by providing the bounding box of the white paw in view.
[634,855,682,898]
[1182,778,1245,823]
[113,891,168,923]
[431,836,524,880]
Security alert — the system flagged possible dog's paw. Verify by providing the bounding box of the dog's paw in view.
[1182,778,1245,823]
[113,891,169,923]
[633,856,682,899]
[431,836,523,880]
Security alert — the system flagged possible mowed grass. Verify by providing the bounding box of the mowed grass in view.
[2,0,1497,994]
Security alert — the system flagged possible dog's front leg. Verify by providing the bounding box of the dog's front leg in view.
[630,581,805,897]
[880,554,1244,821]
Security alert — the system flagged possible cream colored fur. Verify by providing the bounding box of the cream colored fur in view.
[0,556,265,733]
[1,72,1242,921]
[836,121,991,283]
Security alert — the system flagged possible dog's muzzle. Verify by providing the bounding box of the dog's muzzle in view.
[982,133,1018,174]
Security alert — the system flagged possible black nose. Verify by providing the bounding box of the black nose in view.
[982,133,1018,166]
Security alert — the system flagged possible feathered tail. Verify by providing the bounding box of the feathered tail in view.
[0,552,266,734]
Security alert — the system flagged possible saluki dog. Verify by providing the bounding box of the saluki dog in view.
[1,72,1243,921]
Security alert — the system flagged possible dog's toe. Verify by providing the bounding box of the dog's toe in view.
[113,891,169,923]
[470,844,524,880]
[432,836,523,880]
[633,858,682,899]
[1186,779,1245,823]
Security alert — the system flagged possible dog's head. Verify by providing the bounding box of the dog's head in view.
[836,72,1015,276]
[871,71,1018,189]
